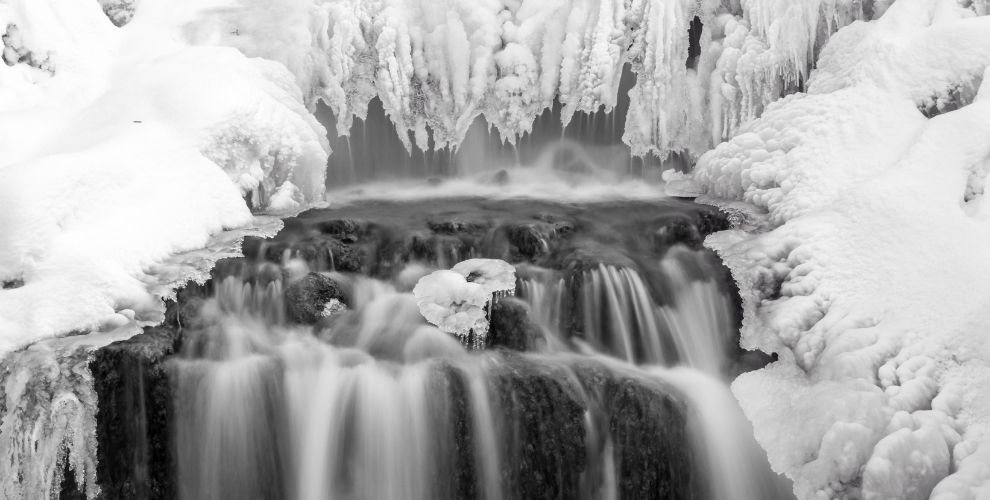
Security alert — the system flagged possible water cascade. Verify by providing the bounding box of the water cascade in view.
[42,197,789,500]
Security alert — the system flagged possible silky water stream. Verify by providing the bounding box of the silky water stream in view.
[161,198,792,500]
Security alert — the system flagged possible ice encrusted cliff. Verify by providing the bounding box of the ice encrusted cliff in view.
[203,0,880,159]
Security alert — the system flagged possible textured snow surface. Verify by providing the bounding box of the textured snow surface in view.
[693,1,990,498]
[0,0,328,351]
[413,269,491,338]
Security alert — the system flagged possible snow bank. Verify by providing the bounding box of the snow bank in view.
[692,1,990,497]
[0,0,328,351]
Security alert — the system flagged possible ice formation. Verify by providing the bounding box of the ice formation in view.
[202,0,883,159]
[692,0,990,498]
[414,259,517,348]
[412,269,491,340]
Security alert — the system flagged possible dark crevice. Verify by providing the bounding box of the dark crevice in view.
[686,17,703,70]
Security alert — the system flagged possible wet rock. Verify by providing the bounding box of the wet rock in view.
[288,237,364,273]
[488,299,543,351]
[427,218,489,235]
[506,223,555,260]
[491,362,587,500]
[316,219,362,243]
[91,326,181,500]
[493,169,510,185]
[575,364,698,500]
[284,272,343,324]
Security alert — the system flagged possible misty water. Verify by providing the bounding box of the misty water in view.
[167,190,792,500]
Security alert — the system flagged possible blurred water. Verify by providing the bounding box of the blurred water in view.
[169,199,792,500]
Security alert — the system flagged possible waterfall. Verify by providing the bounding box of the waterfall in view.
[12,197,790,500]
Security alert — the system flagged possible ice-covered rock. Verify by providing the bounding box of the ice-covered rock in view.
[693,1,990,497]
[0,0,328,350]
[412,269,491,341]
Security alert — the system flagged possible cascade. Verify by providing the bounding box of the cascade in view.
[25,198,783,500]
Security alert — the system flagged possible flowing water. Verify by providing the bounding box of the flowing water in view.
[166,197,792,500]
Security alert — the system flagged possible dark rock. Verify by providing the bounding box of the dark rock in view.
[316,219,362,243]
[493,169,510,185]
[427,218,489,235]
[91,326,181,500]
[284,272,343,324]
[2,278,23,289]
[163,281,211,329]
[488,298,543,351]
[507,223,555,260]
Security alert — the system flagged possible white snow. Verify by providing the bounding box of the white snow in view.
[693,1,990,497]
[0,0,328,351]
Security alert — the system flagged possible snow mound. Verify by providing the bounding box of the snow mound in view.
[412,269,491,339]
[693,1,990,498]
[0,0,328,351]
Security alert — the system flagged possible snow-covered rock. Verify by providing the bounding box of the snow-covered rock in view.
[412,269,491,339]
[0,0,328,351]
[693,1,990,497]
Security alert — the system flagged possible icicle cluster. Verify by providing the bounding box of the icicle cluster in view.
[200,0,881,162]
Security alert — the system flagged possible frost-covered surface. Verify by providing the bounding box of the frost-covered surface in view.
[412,269,491,338]
[0,0,328,351]
[200,0,883,159]
[413,259,517,344]
[692,1,990,498]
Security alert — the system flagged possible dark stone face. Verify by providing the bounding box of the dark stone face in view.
[284,272,344,324]
[487,298,543,352]
[90,327,181,500]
